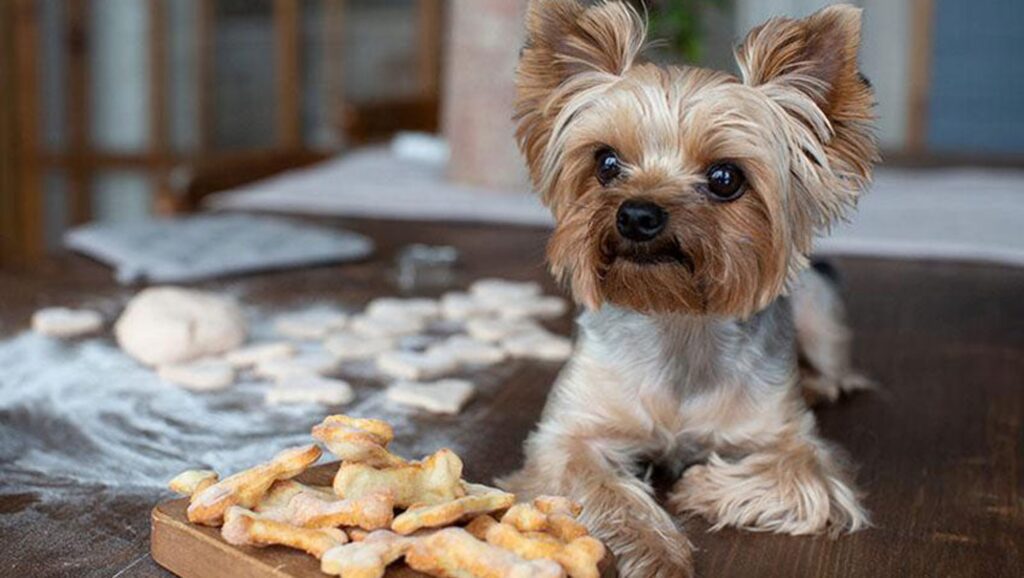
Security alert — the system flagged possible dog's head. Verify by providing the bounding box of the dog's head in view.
[516,1,877,317]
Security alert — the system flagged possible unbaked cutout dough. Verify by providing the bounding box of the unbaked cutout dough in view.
[31,307,103,338]
[264,375,355,406]
[386,379,476,415]
[158,357,236,391]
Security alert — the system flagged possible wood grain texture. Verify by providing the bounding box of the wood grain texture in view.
[0,218,1020,577]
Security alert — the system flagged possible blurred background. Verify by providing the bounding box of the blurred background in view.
[1,0,1022,269]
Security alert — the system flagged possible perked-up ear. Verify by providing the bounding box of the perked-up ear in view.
[737,4,870,118]
[515,0,646,202]
[736,4,877,226]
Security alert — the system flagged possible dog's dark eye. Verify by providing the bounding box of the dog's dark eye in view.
[705,163,746,201]
[595,148,621,186]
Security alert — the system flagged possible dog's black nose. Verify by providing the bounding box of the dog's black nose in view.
[616,201,667,242]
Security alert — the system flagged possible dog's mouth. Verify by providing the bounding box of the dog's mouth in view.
[606,241,696,274]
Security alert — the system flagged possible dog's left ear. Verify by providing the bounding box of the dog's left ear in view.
[736,4,877,228]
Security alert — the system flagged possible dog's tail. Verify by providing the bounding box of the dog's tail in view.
[792,261,874,405]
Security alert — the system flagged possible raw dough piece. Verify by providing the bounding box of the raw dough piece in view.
[365,298,440,321]
[274,310,349,341]
[499,296,569,321]
[469,278,542,304]
[115,287,247,366]
[428,335,506,366]
[502,330,573,361]
[386,379,476,415]
[350,313,426,338]
[31,307,103,338]
[324,332,395,361]
[466,317,542,343]
[254,352,341,381]
[265,375,355,406]
[439,292,493,321]
[376,350,458,381]
[225,341,296,368]
[158,358,236,391]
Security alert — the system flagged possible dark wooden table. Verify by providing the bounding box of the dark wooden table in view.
[0,217,1021,578]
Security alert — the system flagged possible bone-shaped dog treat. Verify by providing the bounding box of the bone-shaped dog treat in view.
[390,483,515,535]
[168,470,219,497]
[187,444,322,525]
[221,506,347,558]
[485,522,605,578]
[253,479,336,522]
[501,496,589,542]
[535,496,589,542]
[320,530,417,578]
[312,415,406,468]
[289,492,394,530]
[405,527,565,578]
[465,514,499,540]
[333,449,464,508]
[501,503,548,532]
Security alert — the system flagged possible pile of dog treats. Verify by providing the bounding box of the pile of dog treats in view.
[169,414,605,578]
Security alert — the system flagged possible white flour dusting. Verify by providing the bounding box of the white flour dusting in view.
[0,303,469,498]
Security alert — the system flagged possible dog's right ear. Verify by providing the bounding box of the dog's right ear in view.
[515,0,645,200]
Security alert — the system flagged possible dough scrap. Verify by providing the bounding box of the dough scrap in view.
[31,307,104,338]
[386,379,476,415]
[157,358,236,391]
[376,350,458,381]
[265,375,355,406]
[274,310,349,341]
[324,332,395,361]
[502,330,573,361]
[254,352,341,381]
[225,342,296,368]
[465,317,542,343]
[365,298,440,321]
[350,313,426,338]
[428,335,506,366]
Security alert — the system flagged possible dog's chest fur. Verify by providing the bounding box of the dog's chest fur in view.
[548,298,800,463]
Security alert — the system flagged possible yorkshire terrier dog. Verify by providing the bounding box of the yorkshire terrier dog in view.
[500,1,878,576]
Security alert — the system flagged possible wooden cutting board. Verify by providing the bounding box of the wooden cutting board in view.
[151,462,617,578]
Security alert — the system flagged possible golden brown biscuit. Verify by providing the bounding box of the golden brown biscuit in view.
[221,506,347,558]
[333,448,464,508]
[187,444,322,526]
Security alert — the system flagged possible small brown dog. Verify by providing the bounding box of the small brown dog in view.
[500,2,878,576]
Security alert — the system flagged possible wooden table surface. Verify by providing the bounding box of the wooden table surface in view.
[0,217,1021,578]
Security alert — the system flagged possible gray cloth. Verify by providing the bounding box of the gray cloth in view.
[64,214,374,284]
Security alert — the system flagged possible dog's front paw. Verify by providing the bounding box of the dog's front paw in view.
[610,527,694,578]
[669,451,868,536]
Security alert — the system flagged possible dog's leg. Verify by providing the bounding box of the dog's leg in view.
[668,411,868,536]
[501,429,694,578]
[792,266,874,405]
